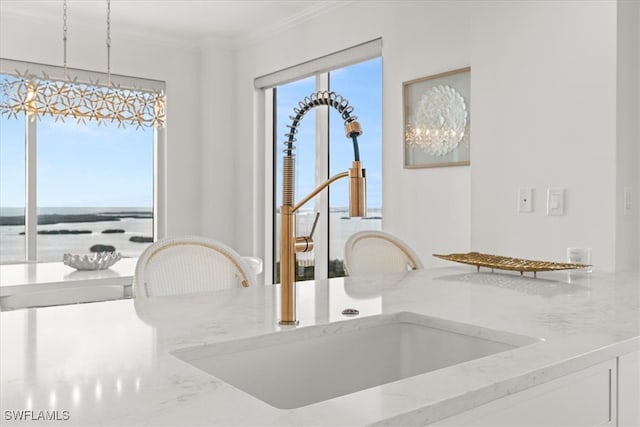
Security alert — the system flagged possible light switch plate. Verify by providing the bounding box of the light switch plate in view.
[518,188,533,213]
[547,188,565,216]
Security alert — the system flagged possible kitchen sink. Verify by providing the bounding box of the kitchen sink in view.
[171,311,538,409]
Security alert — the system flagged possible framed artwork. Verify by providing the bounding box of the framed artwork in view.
[403,67,470,168]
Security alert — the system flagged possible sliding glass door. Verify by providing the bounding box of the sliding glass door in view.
[271,57,382,283]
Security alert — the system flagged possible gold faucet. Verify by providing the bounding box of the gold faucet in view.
[279,91,366,325]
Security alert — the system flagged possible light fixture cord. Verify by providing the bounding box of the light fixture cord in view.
[63,0,68,81]
[106,0,111,87]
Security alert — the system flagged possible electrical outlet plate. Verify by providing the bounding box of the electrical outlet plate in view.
[624,187,632,215]
[518,188,533,213]
[547,188,565,216]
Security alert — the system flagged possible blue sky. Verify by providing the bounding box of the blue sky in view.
[0,114,153,208]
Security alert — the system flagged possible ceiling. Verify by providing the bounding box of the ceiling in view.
[0,0,344,46]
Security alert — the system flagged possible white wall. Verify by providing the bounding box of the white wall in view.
[380,1,473,268]
[199,37,238,246]
[470,1,619,270]
[236,0,635,274]
[0,11,205,239]
[616,0,640,271]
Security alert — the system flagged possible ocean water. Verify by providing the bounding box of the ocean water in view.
[0,207,152,216]
[0,207,153,263]
[0,207,382,264]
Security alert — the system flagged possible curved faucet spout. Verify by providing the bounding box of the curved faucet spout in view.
[281,91,363,207]
[284,91,362,158]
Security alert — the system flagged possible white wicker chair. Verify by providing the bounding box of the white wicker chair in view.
[133,236,256,298]
[344,230,424,276]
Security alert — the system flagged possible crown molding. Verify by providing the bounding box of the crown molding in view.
[1,1,356,53]
[199,34,236,52]
[233,0,354,49]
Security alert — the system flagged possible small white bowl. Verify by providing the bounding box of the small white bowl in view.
[63,252,122,270]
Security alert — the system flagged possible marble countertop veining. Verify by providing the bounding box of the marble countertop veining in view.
[1,266,638,426]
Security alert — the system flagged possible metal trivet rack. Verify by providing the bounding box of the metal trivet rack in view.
[433,252,590,277]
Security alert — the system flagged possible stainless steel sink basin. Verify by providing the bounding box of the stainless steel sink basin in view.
[171,312,538,409]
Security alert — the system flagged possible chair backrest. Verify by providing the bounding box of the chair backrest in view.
[133,236,256,298]
[344,230,424,276]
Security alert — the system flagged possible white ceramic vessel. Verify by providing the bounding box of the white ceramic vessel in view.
[63,251,122,270]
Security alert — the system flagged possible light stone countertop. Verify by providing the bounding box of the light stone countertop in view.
[1,266,638,426]
[0,257,262,305]
[0,258,139,296]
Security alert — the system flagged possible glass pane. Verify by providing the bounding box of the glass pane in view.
[274,77,315,283]
[36,117,154,262]
[0,114,26,264]
[328,58,383,277]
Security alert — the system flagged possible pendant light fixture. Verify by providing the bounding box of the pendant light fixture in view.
[0,0,165,129]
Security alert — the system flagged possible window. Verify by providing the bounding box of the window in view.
[0,113,25,263]
[327,59,383,277]
[0,61,164,264]
[262,42,382,284]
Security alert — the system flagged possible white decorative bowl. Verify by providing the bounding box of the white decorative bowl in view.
[63,252,122,270]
